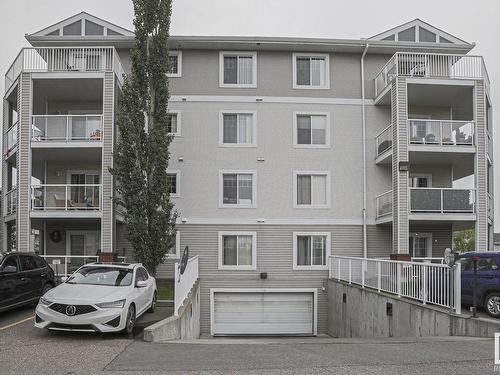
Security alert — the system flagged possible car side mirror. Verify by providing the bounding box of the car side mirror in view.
[136,280,148,288]
[1,265,17,274]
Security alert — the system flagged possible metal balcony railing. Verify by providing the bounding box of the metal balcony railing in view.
[376,124,392,157]
[375,52,490,97]
[376,190,393,218]
[31,115,102,142]
[408,119,474,146]
[487,131,493,160]
[4,122,18,156]
[5,188,17,216]
[5,47,125,92]
[410,188,475,214]
[31,184,101,211]
[488,193,494,219]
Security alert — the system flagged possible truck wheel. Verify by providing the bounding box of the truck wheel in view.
[485,292,500,318]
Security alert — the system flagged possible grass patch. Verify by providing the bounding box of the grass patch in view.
[156,279,174,300]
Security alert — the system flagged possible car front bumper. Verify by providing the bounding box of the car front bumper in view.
[35,303,128,333]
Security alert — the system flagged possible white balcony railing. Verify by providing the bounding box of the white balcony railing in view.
[408,119,474,146]
[31,184,101,211]
[329,255,461,313]
[488,193,494,219]
[487,131,493,160]
[31,115,102,142]
[5,188,17,216]
[5,47,124,92]
[4,122,18,156]
[40,255,127,277]
[174,254,199,316]
[376,190,393,218]
[375,52,490,97]
[376,124,392,157]
[410,188,475,214]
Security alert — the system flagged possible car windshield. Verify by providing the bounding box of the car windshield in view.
[66,266,133,286]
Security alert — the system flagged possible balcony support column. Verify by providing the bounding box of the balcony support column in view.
[391,77,409,255]
[2,97,10,250]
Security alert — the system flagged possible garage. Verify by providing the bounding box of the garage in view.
[211,289,316,336]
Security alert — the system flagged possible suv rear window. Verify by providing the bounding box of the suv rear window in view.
[19,255,38,271]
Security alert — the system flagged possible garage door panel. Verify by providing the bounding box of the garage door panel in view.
[213,291,314,335]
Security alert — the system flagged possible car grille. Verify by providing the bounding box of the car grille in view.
[49,303,97,316]
[105,316,121,328]
[48,323,97,332]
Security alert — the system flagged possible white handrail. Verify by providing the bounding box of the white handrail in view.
[31,114,102,142]
[31,184,101,211]
[376,190,393,218]
[174,255,199,316]
[376,124,393,157]
[408,119,474,146]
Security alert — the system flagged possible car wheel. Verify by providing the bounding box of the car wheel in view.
[485,293,500,318]
[124,304,136,335]
[148,292,157,313]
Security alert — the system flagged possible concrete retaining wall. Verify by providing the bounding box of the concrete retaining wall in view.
[144,280,200,342]
[328,279,500,338]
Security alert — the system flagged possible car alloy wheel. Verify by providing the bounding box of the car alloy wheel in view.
[125,304,136,334]
[486,294,500,317]
[148,292,157,313]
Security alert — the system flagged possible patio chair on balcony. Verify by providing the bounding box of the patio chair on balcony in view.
[54,193,71,209]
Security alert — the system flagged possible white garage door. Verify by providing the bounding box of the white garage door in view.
[212,291,315,335]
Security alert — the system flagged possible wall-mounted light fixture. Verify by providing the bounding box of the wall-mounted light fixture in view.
[398,161,409,172]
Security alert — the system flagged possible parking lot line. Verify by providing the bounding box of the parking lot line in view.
[0,316,34,331]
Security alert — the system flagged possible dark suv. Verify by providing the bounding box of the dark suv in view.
[456,252,500,318]
[0,252,56,313]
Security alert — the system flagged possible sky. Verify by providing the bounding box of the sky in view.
[0,0,499,229]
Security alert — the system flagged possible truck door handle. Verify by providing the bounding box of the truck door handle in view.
[20,277,27,281]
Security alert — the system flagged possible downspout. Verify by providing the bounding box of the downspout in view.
[361,44,369,259]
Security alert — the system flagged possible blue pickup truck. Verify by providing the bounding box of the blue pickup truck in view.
[455,252,500,318]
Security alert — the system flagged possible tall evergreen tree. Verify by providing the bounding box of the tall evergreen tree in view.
[111,0,177,275]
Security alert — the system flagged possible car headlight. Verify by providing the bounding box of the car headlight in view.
[96,299,125,309]
[39,297,52,306]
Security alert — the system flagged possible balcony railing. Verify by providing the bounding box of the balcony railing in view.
[376,190,393,218]
[376,124,392,157]
[4,188,17,216]
[31,115,102,142]
[410,188,475,214]
[31,184,101,211]
[5,47,124,92]
[408,119,474,146]
[4,122,18,156]
[375,52,490,97]
[488,193,494,219]
[487,131,493,160]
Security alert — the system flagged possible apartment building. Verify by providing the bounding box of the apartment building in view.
[2,13,493,335]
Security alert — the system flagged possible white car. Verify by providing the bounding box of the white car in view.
[34,262,157,334]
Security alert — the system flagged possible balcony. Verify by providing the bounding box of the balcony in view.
[31,184,101,217]
[410,188,475,214]
[4,188,17,216]
[4,122,18,157]
[5,47,125,92]
[376,190,392,220]
[488,193,494,220]
[375,52,490,98]
[408,119,474,148]
[376,124,392,160]
[31,115,102,145]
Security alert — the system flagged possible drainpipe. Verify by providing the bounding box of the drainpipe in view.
[361,44,369,259]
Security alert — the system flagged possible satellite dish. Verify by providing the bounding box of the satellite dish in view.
[178,246,189,275]
[444,247,456,267]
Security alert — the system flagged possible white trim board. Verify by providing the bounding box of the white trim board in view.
[175,218,372,225]
[169,95,373,106]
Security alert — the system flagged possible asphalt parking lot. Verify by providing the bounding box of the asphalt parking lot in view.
[0,304,497,375]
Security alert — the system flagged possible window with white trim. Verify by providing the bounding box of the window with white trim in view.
[293,171,330,208]
[218,231,256,270]
[294,113,329,147]
[219,112,256,146]
[166,112,181,136]
[219,52,257,87]
[167,51,182,77]
[219,171,256,208]
[164,231,181,259]
[293,232,331,270]
[166,170,180,197]
[293,53,330,89]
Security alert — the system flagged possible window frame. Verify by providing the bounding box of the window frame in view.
[293,232,331,270]
[293,170,331,209]
[219,51,257,88]
[292,53,330,90]
[218,170,257,208]
[166,170,181,198]
[167,51,182,78]
[163,231,181,259]
[218,231,257,270]
[218,110,257,147]
[166,111,181,137]
[293,111,331,148]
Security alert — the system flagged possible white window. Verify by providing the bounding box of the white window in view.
[164,231,181,259]
[219,111,256,147]
[167,51,182,78]
[166,170,180,197]
[293,171,330,208]
[218,231,257,270]
[409,233,432,258]
[219,170,256,208]
[293,53,330,89]
[219,51,257,88]
[293,232,331,270]
[293,112,330,147]
[166,111,181,136]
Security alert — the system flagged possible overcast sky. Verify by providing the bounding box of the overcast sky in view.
[0,0,499,230]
